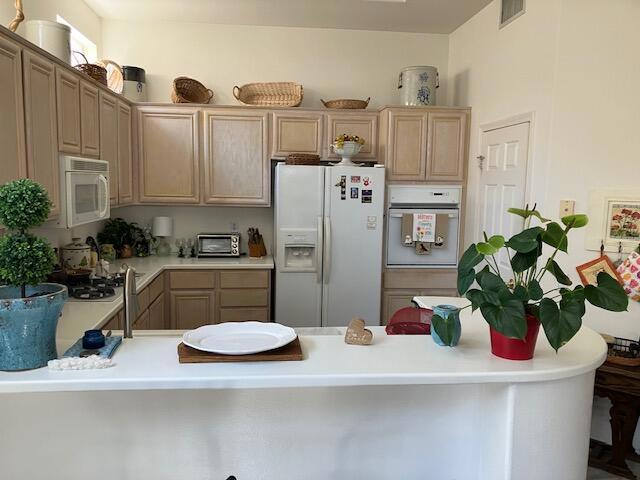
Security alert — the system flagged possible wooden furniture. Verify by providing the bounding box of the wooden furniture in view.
[55,67,82,154]
[79,81,100,157]
[379,107,470,183]
[168,269,271,329]
[0,34,26,186]
[22,50,59,218]
[117,102,133,205]
[381,269,458,324]
[589,362,640,479]
[99,92,119,205]
[137,106,201,203]
[326,112,377,161]
[271,111,323,158]
[202,109,270,205]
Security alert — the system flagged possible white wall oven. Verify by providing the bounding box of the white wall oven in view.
[56,155,110,228]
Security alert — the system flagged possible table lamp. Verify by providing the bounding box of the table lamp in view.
[152,216,173,256]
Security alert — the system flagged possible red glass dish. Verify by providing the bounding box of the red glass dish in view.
[385,307,433,335]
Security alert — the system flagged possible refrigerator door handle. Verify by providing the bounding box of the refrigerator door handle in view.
[316,216,323,283]
[324,216,332,284]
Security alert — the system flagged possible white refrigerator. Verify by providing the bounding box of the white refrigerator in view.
[274,164,385,328]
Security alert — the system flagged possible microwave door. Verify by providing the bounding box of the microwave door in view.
[67,172,106,227]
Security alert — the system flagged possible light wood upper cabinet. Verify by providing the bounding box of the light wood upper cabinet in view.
[117,102,133,205]
[99,92,118,205]
[0,35,26,185]
[80,81,100,157]
[271,111,323,157]
[55,67,81,154]
[137,107,200,203]
[426,111,467,182]
[170,290,216,330]
[23,51,60,218]
[202,110,270,206]
[326,113,378,161]
[385,110,428,181]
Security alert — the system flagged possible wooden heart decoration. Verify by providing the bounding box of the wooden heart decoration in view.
[344,318,373,345]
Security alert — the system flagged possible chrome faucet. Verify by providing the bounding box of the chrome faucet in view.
[123,267,137,338]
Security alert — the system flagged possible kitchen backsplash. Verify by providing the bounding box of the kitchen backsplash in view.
[110,205,274,254]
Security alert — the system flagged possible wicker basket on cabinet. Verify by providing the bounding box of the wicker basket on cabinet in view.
[321,97,371,109]
[171,76,214,104]
[286,153,320,165]
[73,51,107,86]
[233,82,303,107]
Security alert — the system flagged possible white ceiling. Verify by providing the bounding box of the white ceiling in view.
[83,0,492,34]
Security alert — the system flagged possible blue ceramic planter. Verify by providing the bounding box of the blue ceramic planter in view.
[0,283,67,370]
[431,304,462,347]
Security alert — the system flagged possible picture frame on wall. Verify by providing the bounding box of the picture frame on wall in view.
[576,255,622,287]
[587,190,640,254]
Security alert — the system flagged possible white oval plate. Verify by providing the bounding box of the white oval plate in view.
[183,322,297,355]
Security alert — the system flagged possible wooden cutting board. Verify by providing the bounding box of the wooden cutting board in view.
[177,337,303,363]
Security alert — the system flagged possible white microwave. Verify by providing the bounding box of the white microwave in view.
[56,155,110,228]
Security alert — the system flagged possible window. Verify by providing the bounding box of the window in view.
[500,0,526,28]
[56,15,97,65]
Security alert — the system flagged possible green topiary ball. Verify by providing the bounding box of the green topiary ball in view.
[0,233,56,287]
[0,179,51,231]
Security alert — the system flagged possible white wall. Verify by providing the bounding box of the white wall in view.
[0,0,101,54]
[100,20,449,107]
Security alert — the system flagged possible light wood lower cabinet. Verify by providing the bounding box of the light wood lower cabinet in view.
[271,111,323,157]
[55,67,81,154]
[202,109,270,205]
[132,273,167,330]
[381,269,458,324]
[23,50,59,218]
[0,35,26,186]
[148,292,165,330]
[170,290,216,330]
[137,106,200,203]
[102,309,123,330]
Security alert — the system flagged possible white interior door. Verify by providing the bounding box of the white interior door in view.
[477,122,531,272]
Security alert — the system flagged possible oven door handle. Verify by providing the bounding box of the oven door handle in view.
[389,213,403,218]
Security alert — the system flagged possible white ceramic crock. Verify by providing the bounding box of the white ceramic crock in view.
[61,237,91,271]
[24,20,71,64]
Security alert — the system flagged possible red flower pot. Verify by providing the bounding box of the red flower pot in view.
[490,315,540,360]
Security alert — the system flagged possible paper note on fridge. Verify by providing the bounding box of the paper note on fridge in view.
[413,213,436,242]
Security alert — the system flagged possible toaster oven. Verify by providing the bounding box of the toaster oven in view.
[197,233,240,257]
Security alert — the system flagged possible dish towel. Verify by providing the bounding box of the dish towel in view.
[617,252,640,302]
[63,335,123,359]
[401,214,414,246]
[48,355,114,370]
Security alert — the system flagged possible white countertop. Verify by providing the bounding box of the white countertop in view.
[0,297,607,394]
[55,255,274,351]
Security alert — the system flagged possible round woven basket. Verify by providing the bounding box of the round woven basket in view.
[73,51,107,86]
[321,97,370,109]
[286,153,320,165]
[172,77,214,104]
[233,82,303,107]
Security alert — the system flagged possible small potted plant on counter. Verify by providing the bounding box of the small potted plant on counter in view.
[431,206,629,359]
[0,179,67,370]
[98,218,144,258]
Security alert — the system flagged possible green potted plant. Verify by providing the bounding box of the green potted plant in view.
[97,218,141,258]
[431,206,629,359]
[0,179,67,370]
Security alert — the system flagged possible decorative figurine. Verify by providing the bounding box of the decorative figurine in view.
[345,318,373,345]
[176,239,185,258]
[188,238,196,258]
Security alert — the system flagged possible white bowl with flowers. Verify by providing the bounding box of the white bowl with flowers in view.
[330,134,365,165]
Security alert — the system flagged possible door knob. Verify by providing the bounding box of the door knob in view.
[477,155,485,170]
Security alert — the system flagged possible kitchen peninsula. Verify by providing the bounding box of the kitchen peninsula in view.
[0,297,606,480]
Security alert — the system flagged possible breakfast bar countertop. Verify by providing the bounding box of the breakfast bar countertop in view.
[54,255,275,352]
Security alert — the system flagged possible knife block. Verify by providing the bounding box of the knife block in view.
[248,240,267,258]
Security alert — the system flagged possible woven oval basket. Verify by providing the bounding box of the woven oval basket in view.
[286,153,320,165]
[172,77,214,104]
[321,97,371,109]
[233,82,303,107]
[73,51,107,86]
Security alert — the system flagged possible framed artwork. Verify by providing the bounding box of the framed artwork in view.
[576,255,623,287]
[587,190,640,254]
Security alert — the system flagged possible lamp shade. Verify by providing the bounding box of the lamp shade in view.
[152,216,173,237]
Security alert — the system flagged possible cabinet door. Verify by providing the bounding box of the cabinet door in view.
[55,67,81,154]
[426,111,467,182]
[134,309,150,330]
[0,35,26,184]
[23,51,59,218]
[271,112,323,157]
[117,102,133,204]
[326,113,378,161]
[149,292,166,330]
[382,290,421,325]
[138,107,200,203]
[170,290,216,329]
[386,111,428,181]
[99,92,118,205]
[80,81,100,156]
[203,110,270,205]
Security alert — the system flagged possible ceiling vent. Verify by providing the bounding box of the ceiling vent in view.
[500,0,525,28]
